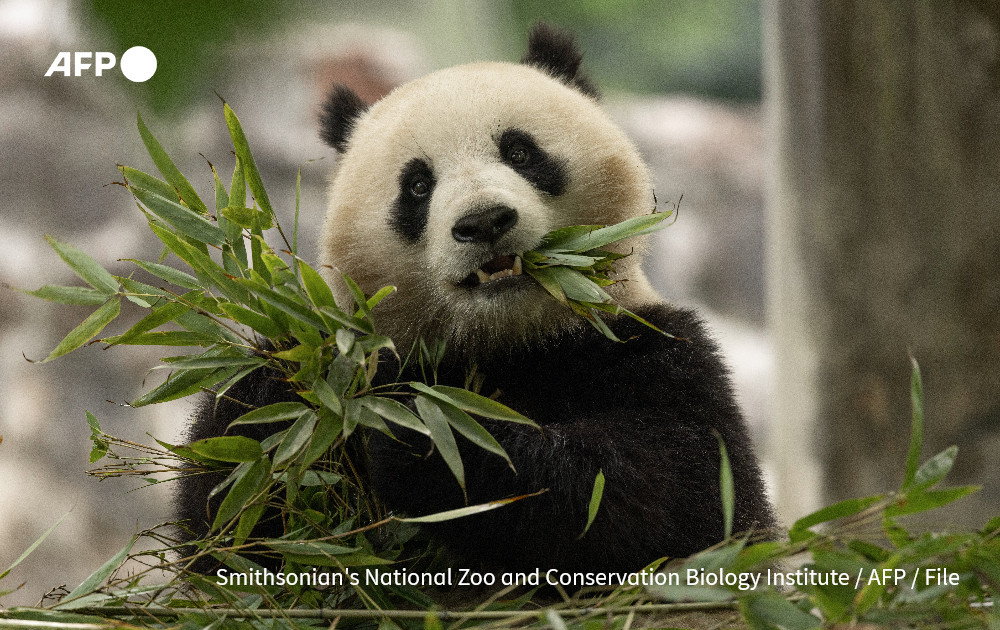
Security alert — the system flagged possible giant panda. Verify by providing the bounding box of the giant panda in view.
[177,24,775,575]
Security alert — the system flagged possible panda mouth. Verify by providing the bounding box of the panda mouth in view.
[458,254,524,288]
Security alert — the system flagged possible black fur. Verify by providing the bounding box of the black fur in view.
[497,128,569,197]
[521,23,599,98]
[368,304,775,572]
[318,84,368,152]
[390,158,436,242]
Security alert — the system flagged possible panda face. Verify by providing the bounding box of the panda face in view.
[320,62,657,354]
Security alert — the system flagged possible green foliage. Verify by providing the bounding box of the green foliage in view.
[523,210,674,341]
[579,469,605,539]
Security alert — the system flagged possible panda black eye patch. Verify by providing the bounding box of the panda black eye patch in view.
[391,158,435,242]
[496,128,568,197]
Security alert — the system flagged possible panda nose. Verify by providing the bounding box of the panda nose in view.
[451,205,519,244]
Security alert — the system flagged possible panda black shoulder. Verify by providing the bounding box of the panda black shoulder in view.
[472,303,741,428]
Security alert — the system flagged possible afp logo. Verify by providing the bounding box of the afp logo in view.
[44,46,157,82]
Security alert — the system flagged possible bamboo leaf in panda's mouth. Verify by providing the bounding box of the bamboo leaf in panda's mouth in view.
[522,209,676,341]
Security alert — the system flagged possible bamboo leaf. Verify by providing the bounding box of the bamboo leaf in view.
[189,436,263,463]
[366,285,396,311]
[136,111,207,214]
[274,411,318,466]
[399,490,546,523]
[174,309,241,346]
[150,224,251,304]
[281,552,394,568]
[44,235,119,295]
[224,103,274,220]
[529,252,601,268]
[41,297,121,362]
[22,285,111,306]
[524,264,568,305]
[789,495,885,543]
[212,456,271,531]
[432,398,513,470]
[131,365,237,407]
[301,411,344,468]
[361,396,429,435]
[740,590,822,630]
[218,205,258,230]
[58,536,138,608]
[237,279,327,332]
[340,275,373,322]
[100,331,216,347]
[345,398,390,435]
[311,377,343,415]
[272,343,314,362]
[885,485,980,518]
[219,302,287,338]
[424,385,536,427]
[107,300,190,347]
[212,162,229,211]
[266,541,359,557]
[229,402,309,427]
[579,306,621,342]
[546,266,610,303]
[86,410,108,463]
[536,224,603,250]
[0,512,70,580]
[119,165,181,203]
[233,503,267,547]
[715,430,735,539]
[130,185,227,247]
[414,395,464,493]
[123,258,204,290]
[228,158,250,269]
[903,356,924,489]
[910,445,958,490]
[545,211,671,253]
[163,355,266,370]
[212,365,262,401]
[298,259,337,310]
[116,276,168,309]
[320,305,372,335]
[230,154,246,208]
[579,469,605,539]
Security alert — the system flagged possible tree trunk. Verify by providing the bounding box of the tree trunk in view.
[765,0,1000,527]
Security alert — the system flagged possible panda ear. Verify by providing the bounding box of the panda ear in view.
[319,84,369,152]
[521,22,599,98]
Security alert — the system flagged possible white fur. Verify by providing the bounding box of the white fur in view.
[321,61,659,354]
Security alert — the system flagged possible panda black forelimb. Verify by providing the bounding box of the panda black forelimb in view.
[366,304,775,573]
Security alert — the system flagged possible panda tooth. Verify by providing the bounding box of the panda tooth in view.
[476,269,491,283]
[512,255,522,275]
